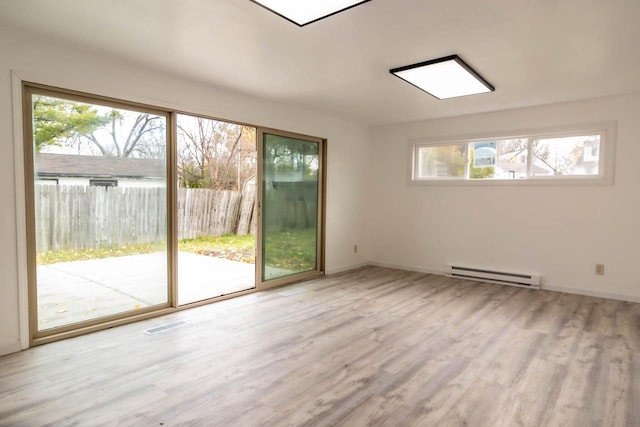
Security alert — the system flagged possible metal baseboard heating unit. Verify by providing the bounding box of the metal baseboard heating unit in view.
[447,265,541,289]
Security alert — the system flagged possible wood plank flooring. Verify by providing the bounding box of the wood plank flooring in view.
[1,266,639,426]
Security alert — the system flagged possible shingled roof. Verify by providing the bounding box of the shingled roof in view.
[35,153,165,179]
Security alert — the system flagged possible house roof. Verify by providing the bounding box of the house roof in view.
[35,153,165,180]
[2,1,639,126]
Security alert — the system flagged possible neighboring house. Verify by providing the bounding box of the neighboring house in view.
[35,153,165,188]
[572,139,600,175]
[496,150,552,178]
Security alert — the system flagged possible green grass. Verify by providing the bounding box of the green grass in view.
[264,228,317,272]
[37,229,317,273]
[37,234,256,265]
[179,234,256,263]
[37,241,166,265]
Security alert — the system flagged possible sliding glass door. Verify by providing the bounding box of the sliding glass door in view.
[24,85,171,339]
[23,84,326,345]
[259,131,324,284]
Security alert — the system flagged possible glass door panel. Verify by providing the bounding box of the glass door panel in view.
[175,114,257,305]
[261,132,322,282]
[27,89,170,334]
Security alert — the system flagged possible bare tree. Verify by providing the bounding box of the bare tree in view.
[81,111,166,158]
[177,116,255,189]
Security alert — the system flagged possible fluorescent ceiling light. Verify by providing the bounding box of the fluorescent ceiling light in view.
[250,0,371,26]
[390,55,495,100]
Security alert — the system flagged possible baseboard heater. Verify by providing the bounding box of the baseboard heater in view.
[446,265,541,289]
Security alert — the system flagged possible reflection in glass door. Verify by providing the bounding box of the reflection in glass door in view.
[26,87,170,336]
[260,132,323,283]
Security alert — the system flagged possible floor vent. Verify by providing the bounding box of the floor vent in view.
[144,320,188,335]
[446,265,540,289]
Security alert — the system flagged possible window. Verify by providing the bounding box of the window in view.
[411,124,615,185]
[416,143,467,179]
[89,179,118,187]
[531,135,600,177]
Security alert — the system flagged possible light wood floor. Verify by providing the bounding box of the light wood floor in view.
[1,266,639,426]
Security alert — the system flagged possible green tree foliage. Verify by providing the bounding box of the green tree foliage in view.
[419,145,466,178]
[265,136,318,178]
[32,96,110,152]
[33,95,165,158]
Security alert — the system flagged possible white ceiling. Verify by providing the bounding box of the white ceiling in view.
[2,0,639,126]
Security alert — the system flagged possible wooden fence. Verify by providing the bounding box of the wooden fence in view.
[34,185,256,252]
[178,187,256,239]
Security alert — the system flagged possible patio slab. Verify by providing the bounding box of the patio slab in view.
[177,252,255,305]
[37,252,255,331]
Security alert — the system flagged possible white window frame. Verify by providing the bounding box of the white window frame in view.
[409,122,616,186]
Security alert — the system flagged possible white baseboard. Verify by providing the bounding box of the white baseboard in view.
[325,262,369,275]
[542,284,640,303]
[367,261,640,303]
[368,261,445,276]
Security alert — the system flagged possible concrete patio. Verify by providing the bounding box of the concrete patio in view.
[37,252,255,331]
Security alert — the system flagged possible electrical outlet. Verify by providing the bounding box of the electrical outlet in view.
[595,264,605,275]
[354,245,358,253]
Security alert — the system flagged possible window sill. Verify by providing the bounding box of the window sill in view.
[409,176,613,186]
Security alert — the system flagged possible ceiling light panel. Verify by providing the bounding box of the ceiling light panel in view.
[390,55,494,100]
[250,0,371,26]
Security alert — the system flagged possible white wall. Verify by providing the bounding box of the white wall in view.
[370,93,640,301]
[0,26,370,355]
